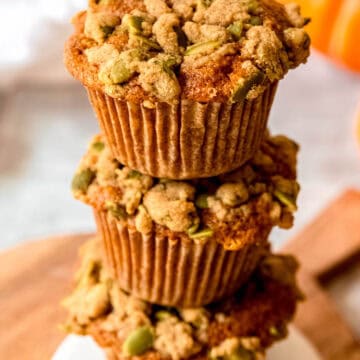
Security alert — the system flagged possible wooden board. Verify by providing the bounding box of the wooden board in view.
[284,190,360,276]
[0,234,90,360]
[284,189,360,360]
[0,190,360,360]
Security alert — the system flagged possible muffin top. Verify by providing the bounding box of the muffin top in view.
[63,239,302,360]
[65,0,310,103]
[72,133,299,250]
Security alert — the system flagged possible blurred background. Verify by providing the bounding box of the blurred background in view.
[0,0,359,251]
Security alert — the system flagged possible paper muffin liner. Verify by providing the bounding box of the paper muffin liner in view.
[87,82,278,179]
[94,210,269,307]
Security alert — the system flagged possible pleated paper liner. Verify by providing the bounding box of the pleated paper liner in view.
[87,82,278,179]
[94,210,270,307]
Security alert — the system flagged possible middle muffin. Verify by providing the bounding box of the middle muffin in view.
[72,132,299,307]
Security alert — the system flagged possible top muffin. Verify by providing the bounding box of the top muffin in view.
[65,0,310,103]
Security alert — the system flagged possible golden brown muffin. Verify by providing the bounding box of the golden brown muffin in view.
[70,132,299,306]
[63,238,302,360]
[65,0,310,103]
[64,0,309,179]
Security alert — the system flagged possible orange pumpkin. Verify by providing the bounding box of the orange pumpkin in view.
[279,0,360,72]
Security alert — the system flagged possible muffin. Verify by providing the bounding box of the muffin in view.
[71,132,299,306]
[63,238,302,360]
[65,0,310,179]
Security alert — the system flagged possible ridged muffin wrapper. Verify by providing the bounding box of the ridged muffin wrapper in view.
[95,210,269,307]
[87,82,278,179]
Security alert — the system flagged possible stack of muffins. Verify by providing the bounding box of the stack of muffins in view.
[62,0,310,358]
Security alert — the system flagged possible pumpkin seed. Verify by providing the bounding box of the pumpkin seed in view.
[72,169,95,192]
[273,190,297,212]
[195,194,209,209]
[123,326,154,356]
[189,228,214,240]
[123,15,143,35]
[230,71,265,103]
[132,35,162,50]
[92,141,105,152]
[185,40,221,56]
[110,59,133,84]
[249,16,262,26]
[227,21,243,40]
[106,202,127,219]
[155,310,173,321]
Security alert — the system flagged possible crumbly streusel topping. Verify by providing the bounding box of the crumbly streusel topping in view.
[72,133,299,249]
[62,239,301,360]
[66,0,310,102]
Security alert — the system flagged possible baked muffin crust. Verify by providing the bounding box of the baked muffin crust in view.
[65,0,310,103]
[63,239,302,360]
[72,132,299,249]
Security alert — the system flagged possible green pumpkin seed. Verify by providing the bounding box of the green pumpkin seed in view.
[110,58,133,84]
[187,223,200,235]
[100,25,115,38]
[185,40,221,56]
[163,56,179,69]
[127,170,142,179]
[155,57,179,77]
[106,202,127,219]
[227,21,243,40]
[123,326,154,356]
[249,16,262,26]
[189,228,214,240]
[195,194,209,209]
[72,169,95,192]
[131,35,162,50]
[247,0,260,14]
[273,190,297,212]
[155,310,173,321]
[92,141,105,152]
[123,15,143,35]
[230,71,265,103]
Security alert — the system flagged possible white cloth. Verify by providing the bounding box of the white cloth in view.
[0,0,87,88]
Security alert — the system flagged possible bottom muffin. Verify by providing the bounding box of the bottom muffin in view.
[62,239,303,360]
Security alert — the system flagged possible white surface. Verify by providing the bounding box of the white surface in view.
[52,327,321,360]
[53,335,106,360]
